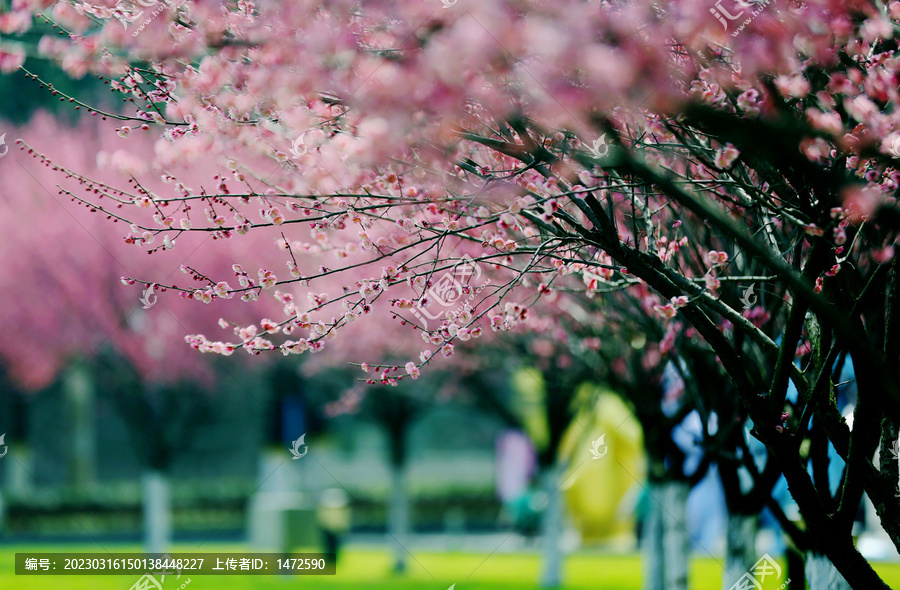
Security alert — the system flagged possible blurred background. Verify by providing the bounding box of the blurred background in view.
[0,19,899,590]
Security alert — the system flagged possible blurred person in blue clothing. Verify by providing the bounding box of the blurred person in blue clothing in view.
[661,361,728,553]
[761,353,859,583]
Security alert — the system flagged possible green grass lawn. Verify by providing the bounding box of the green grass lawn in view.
[2,544,899,589]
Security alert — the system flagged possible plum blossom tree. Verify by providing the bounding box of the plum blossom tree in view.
[565,228,843,588]
[6,0,900,586]
[552,290,699,590]
[0,113,283,552]
[495,327,596,589]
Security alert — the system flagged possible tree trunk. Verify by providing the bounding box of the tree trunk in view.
[65,365,95,489]
[787,547,806,590]
[805,552,851,590]
[642,481,665,590]
[661,481,690,590]
[642,480,690,590]
[722,512,758,589]
[388,462,409,574]
[142,470,171,554]
[538,463,564,588]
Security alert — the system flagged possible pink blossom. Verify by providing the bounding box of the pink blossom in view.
[873,247,896,263]
[774,75,810,99]
[660,323,678,355]
[671,295,689,308]
[833,227,846,245]
[499,213,517,229]
[804,225,825,237]
[0,10,31,35]
[841,186,882,222]
[258,269,277,289]
[706,251,728,265]
[15,0,900,411]
[736,89,759,113]
[196,56,229,93]
[860,17,893,42]
[714,144,739,169]
[405,362,420,379]
[0,47,25,73]
[653,303,677,319]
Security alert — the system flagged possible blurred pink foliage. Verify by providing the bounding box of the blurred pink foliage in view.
[0,113,284,390]
[3,0,892,380]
